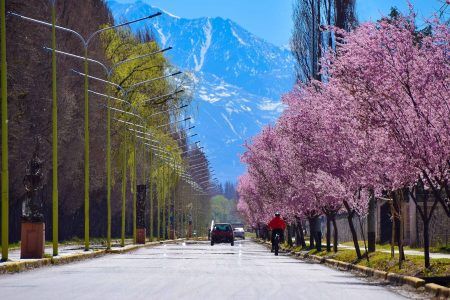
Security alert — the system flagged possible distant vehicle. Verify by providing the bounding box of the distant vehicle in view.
[211,223,234,246]
[233,227,245,239]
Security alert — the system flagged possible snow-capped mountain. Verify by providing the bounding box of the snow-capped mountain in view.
[107,1,295,183]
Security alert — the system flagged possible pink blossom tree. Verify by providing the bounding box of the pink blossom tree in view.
[238,7,449,268]
[326,11,450,267]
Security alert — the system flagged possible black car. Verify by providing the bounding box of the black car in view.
[211,223,234,246]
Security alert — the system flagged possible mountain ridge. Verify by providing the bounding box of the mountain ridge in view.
[107,0,295,182]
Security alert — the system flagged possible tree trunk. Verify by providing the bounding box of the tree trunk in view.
[367,192,376,252]
[424,218,430,269]
[332,216,338,253]
[390,202,395,259]
[343,201,362,259]
[314,216,322,252]
[409,181,437,271]
[397,197,405,266]
[356,215,369,261]
[287,224,293,247]
[308,217,315,249]
[294,223,300,246]
[326,215,331,252]
[423,192,431,269]
[315,0,322,82]
[296,219,307,248]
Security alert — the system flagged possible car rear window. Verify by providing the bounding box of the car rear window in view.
[214,224,231,231]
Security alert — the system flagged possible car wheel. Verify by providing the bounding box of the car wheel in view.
[211,240,214,246]
[231,241,234,246]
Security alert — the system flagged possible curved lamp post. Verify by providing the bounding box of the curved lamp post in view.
[74,69,183,245]
[54,49,170,248]
[9,9,162,252]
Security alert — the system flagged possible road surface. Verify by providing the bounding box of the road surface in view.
[0,240,422,299]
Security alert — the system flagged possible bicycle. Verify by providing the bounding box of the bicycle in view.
[273,233,280,256]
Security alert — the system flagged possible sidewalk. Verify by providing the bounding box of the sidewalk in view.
[7,241,132,261]
[0,239,182,274]
[293,238,450,259]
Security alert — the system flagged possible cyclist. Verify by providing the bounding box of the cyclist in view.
[268,212,286,252]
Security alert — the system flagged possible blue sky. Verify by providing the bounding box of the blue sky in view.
[113,0,444,46]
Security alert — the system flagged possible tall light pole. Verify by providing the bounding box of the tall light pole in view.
[46,46,171,250]
[121,133,127,247]
[10,10,162,251]
[75,69,182,245]
[1,0,8,262]
[47,46,171,241]
[50,0,59,257]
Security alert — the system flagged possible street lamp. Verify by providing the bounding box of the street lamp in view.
[156,117,191,129]
[65,47,183,244]
[76,69,182,246]
[181,146,204,155]
[189,163,209,171]
[0,0,7,262]
[115,112,190,242]
[172,125,195,136]
[9,9,162,252]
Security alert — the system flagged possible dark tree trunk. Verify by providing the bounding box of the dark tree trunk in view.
[347,214,361,258]
[315,0,322,82]
[308,217,315,249]
[397,193,406,265]
[423,192,431,269]
[326,215,331,252]
[332,216,338,253]
[294,223,300,246]
[409,179,439,270]
[287,224,293,247]
[314,216,322,252]
[334,0,357,30]
[343,201,362,259]
[296,219,307,248]
[390,202,395,258]
[367,192,376,253]
[424,219,430,269]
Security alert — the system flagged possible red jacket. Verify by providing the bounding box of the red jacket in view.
[268,216,286,230]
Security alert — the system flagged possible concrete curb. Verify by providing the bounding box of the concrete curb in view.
[425,283,450,299]
[254,238,445,297]
[51,250,106,266]
[0,258,53,274]
[0,239,184,275]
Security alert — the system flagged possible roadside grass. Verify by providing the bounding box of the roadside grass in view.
[245,232,257,239]
[281,241,450,278]
[340,240,450,254]
[326,249,450,278]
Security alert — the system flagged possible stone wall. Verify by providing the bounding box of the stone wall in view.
[415,204,450,248]
[322,201,449,248]
[330,215,367,245]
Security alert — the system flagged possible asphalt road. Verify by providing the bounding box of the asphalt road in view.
[0,240,422,300]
